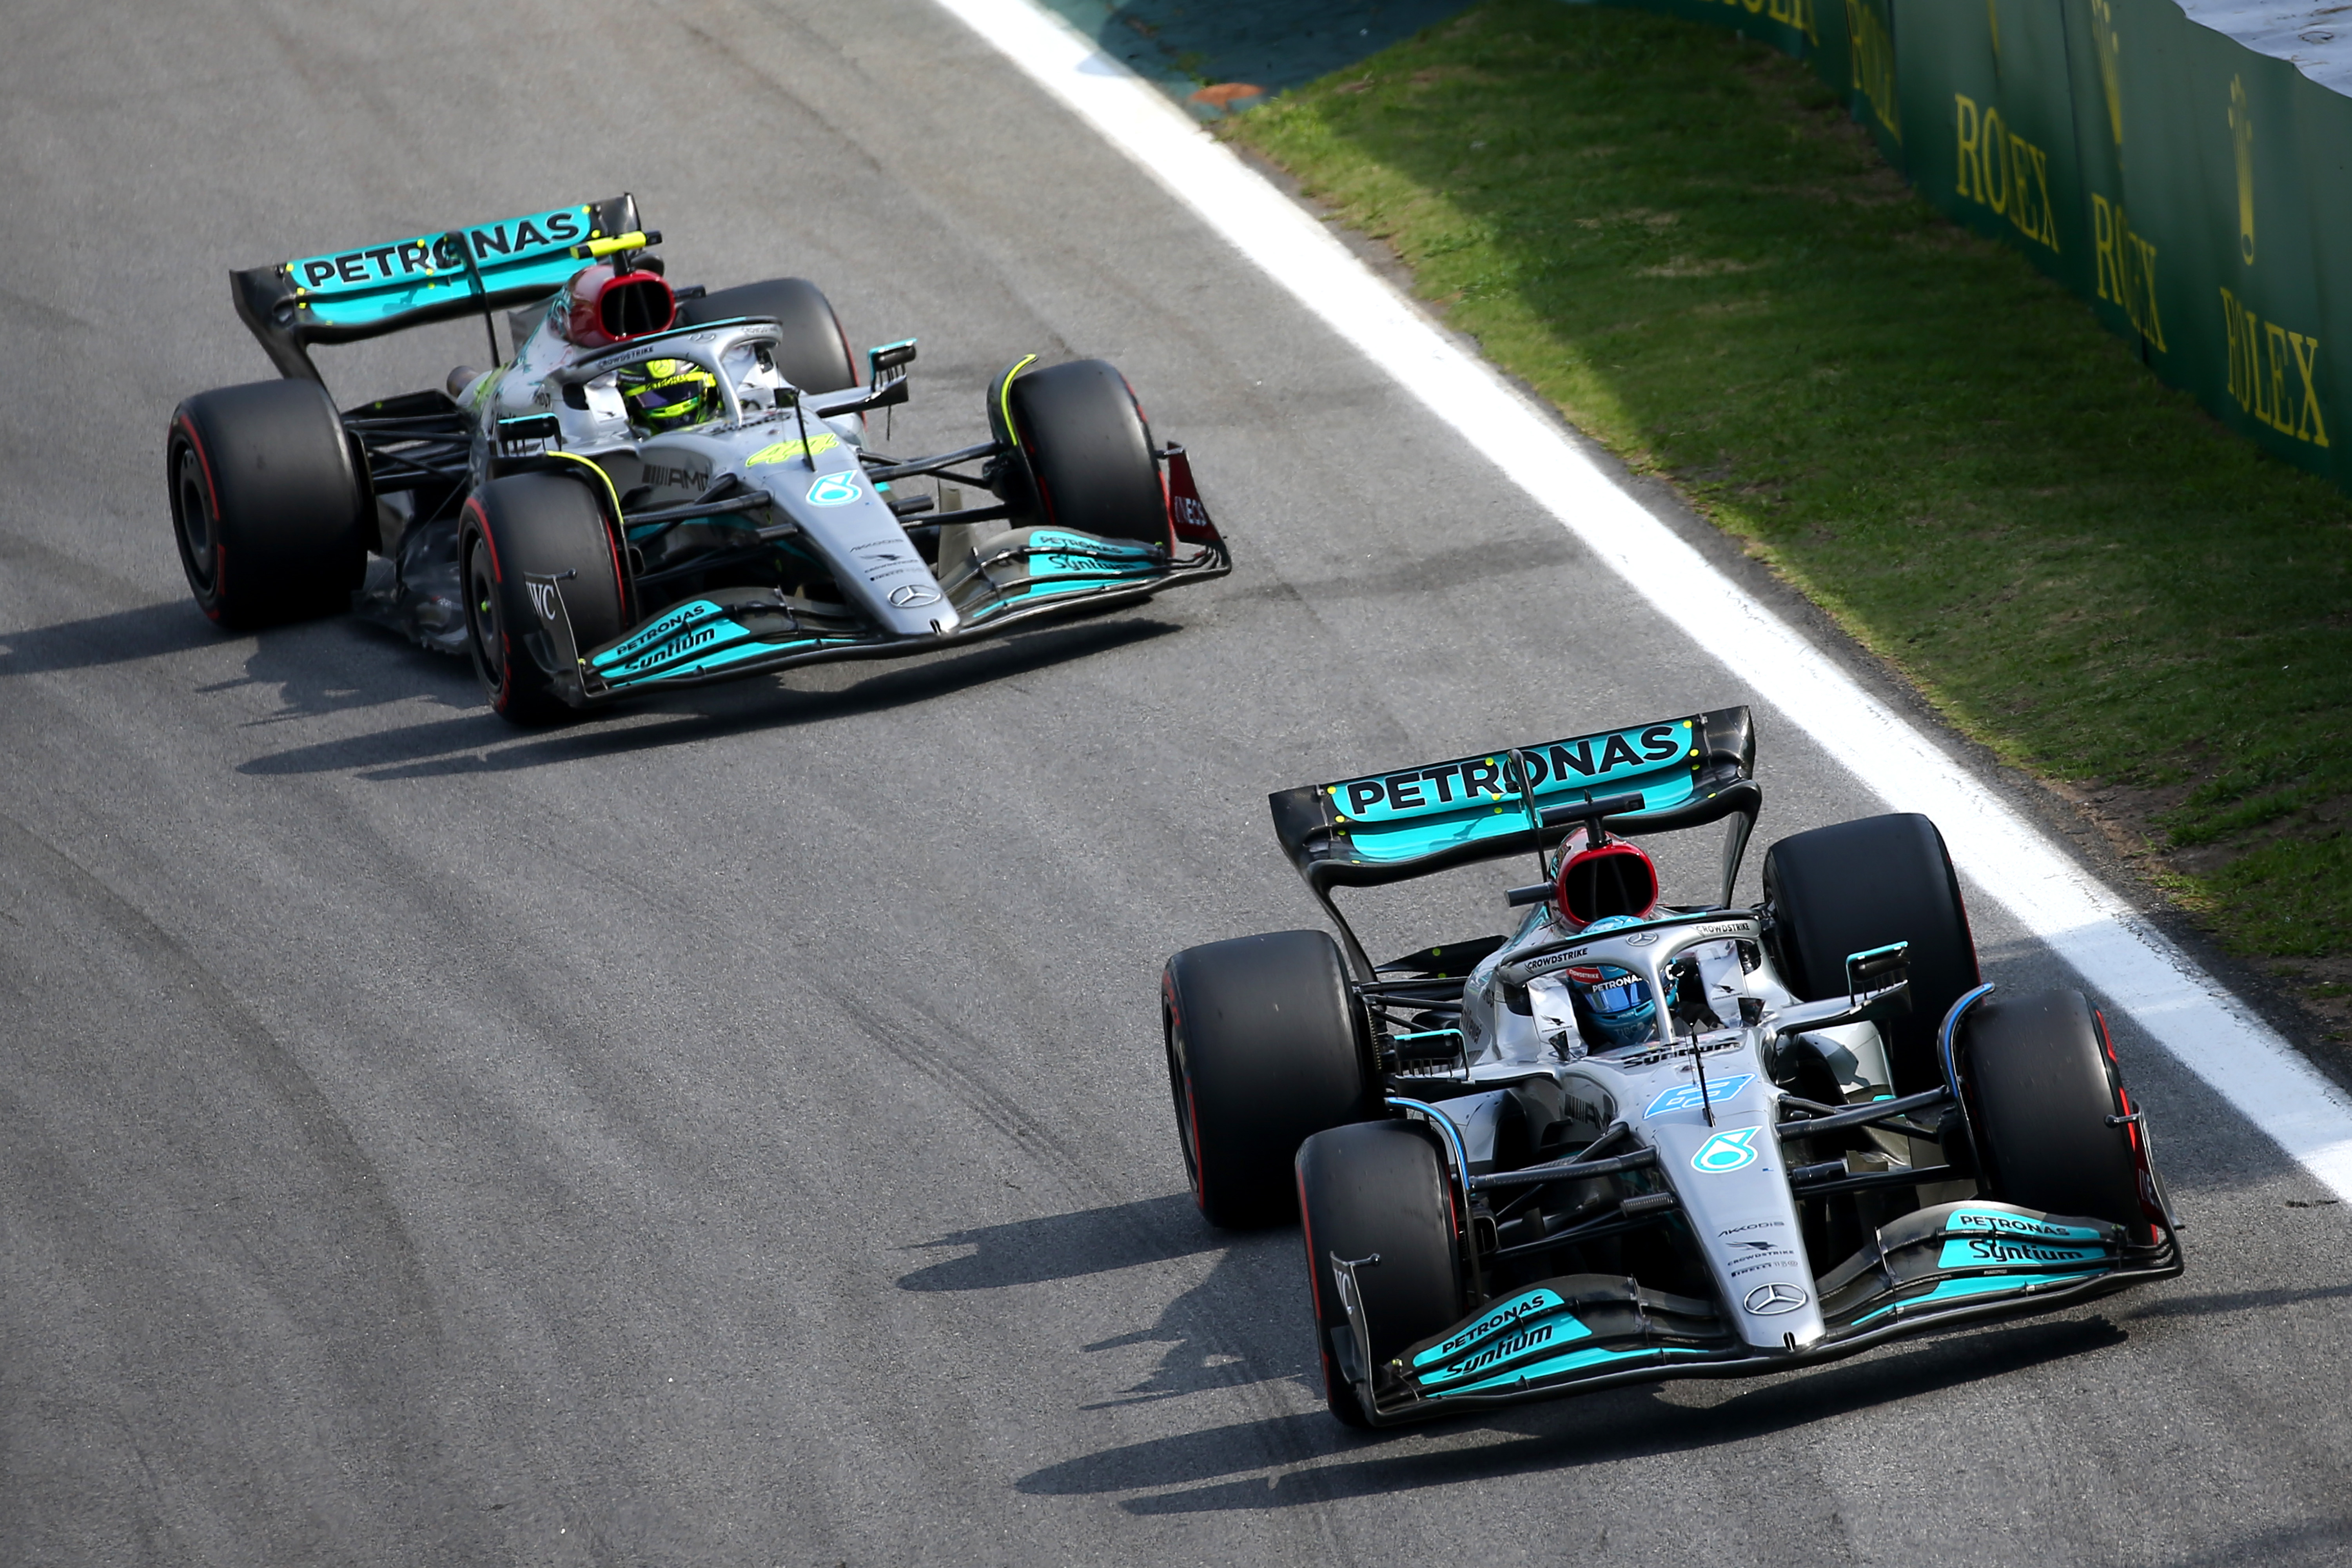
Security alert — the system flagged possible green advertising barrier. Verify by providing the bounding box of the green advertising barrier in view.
[1586,0,2348,487]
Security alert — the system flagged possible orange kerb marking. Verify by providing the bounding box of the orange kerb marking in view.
[1189,82,1265,108]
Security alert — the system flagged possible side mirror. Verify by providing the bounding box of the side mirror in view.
[1844,941,1913,1024]
[496,414,561,450]
[868,338,917,387]
[1844,942,1910,998]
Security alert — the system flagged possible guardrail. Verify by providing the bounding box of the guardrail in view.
[1579,0,2348,490]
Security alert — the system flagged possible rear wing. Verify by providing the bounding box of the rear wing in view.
[231,195,642,380]
[1268,707,1759,966]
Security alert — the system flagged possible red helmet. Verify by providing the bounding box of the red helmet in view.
[564,264,676,348]
[1553,834,1659,929]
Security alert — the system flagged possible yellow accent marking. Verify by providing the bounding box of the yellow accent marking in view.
[537,450,626,529]
[747,433,841,466]
[574,230,649,260]
[997,354,1038,438]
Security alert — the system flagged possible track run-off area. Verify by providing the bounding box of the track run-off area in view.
[3,0,2350,1563]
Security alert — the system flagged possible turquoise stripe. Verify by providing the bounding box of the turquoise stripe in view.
[1851,1270,2108,1328]
[1427,1343,1710,1398]
[603,632,857,687]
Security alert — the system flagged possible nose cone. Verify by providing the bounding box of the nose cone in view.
[760,457,957,638]
[1652,1116,1827,1352]
[860,554,960,636]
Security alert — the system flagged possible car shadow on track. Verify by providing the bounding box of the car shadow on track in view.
[1024,1314,2128,1514]
[2119,1279,2352,1320]
[1067,1236,1321,1410]
[900,1193,1321,1410]
[234,613,1184,779]
[897,1192,1221,1292]
[0,599,229,677]
[2145,1520,2352,1568]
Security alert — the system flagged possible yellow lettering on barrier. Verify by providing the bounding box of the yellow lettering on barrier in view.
[1981,106,2010,214]
[2220,289,2327,446]
[1847,1,1899,138]
[2129,231,2167,351]
[1955,94,1982,200]
[2266,320,2294,432]
[1714,0,1818,42]
[2090,0,2124,145]
[2094,195,2165,351]
[2292,333,2330,446]
[2230,74,2256,265]
[2020,138,2058,250]
[2093,195,2122,303]
[1954,94,2059,252]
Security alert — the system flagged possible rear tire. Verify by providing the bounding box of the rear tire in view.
[1162,929,1373,1229]
[1763,812,1980,1094]
[460,472,628,726]
[166,379,367,628]
[1297,1120,1463,1427]
[676,278,858,394]
[1959,989,2142,1229]
[995,358,1167,545]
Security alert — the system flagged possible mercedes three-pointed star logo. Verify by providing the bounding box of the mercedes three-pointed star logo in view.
[1744,1281,1809,1316]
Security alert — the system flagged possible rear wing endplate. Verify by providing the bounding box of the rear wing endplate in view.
[231,195,642,381]
[1269,707,1759,967]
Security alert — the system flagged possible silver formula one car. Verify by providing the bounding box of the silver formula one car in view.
[165,194,1229,722]
[1160,707,2181,1427]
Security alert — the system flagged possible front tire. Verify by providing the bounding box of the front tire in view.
[1763,812,1980,1094]
[1959,989,2144,1230]
[994,358,1168,545]
[1297,1120,1464,1427]
[166,379,367,628]
[460,472,628,726]
[676,278,858,394]
[1162,929,1373,1229]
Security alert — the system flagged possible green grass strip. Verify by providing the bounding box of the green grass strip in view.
[1226,0,2352,996]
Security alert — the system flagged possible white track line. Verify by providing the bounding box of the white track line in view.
[932,0,2352,1201]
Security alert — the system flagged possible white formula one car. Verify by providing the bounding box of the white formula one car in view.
[167,194,1228,722]
[1160,707,2181,1426]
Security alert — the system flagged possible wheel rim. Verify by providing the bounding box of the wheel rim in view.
[172,443,217,593]
[465,537,504,686]
[1166,1025,1205,1203]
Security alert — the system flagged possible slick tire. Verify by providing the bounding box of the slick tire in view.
[1959,989,2144,1230]
[1162,929,1374,1229]
[676,278,858,394]
[1763,812,1980,1095]
[1297,1120,1464,1428]
[166,379,368,628]
[460,472,628,726]
[993,358,1167,545]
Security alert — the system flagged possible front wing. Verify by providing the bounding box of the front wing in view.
[1331,1200,2183,1425]
[530,528,1229,705]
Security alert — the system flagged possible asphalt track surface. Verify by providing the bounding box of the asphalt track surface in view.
[4,1,2351,1563]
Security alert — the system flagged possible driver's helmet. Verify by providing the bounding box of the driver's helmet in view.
[1563,913,1667,1051]
[619,358,720,433]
